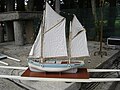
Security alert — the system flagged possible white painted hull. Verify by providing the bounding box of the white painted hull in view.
[29,63,72,72]
[28,60,85,73]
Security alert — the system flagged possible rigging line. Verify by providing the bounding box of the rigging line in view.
[43,18,65,34]
[71,29,85,40]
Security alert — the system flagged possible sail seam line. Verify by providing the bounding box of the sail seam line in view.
[71,29,85,40]
[44,18,65,34]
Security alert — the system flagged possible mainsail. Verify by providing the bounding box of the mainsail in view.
[70,15,89,57]
[29,2,68,58]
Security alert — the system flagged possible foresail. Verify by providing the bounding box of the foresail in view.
[29,25,42,58]
[71,15,89,57]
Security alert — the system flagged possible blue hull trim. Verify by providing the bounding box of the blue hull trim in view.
[28,60,85,68]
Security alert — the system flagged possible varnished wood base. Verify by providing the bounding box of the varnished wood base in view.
[22,68,89,79]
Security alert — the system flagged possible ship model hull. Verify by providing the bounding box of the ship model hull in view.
[28,60,85,73]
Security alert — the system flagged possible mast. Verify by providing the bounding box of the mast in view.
[40,4,46,63]
[40,19,44,63]
[68,21,72,64]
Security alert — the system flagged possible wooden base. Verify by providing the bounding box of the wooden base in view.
[22,68,89,79]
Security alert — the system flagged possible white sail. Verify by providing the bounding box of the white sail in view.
[29,25,42,58]
[43,2,67,58]
[44,2,65,33]
[43,19,67,58]
[29,2,68,58]
[70,15,89,57]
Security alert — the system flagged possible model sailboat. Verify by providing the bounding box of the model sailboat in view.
[28,2,89,72]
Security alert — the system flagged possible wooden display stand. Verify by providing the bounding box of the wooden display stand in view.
[22,68,89,79]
